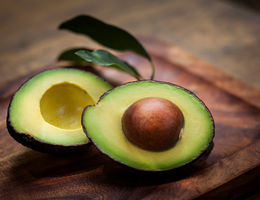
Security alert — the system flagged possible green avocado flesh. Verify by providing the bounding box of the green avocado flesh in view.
[8,68,112,146]
[83,81,214,171]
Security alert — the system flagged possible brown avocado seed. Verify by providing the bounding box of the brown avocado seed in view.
[122,97,184,151]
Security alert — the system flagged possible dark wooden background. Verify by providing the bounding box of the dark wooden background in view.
[1,0,260,199]
[1,0,260,89]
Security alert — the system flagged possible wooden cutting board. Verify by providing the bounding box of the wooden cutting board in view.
[0,38,259,200]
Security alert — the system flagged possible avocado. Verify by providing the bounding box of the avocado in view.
[7,68,112,153]
[82,81,214,171]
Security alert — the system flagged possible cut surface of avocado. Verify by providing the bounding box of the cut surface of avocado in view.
[8,68,112,148]
[82,81,214,171]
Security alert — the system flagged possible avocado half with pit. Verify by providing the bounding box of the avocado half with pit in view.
[7,68,112,153]
[82,81,214,171]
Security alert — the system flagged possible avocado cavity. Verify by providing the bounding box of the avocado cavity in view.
[40,83,94,130]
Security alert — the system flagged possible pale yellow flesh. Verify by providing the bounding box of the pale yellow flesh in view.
[9,68,112,146]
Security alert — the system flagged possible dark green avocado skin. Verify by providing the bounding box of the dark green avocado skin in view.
[6,114,90,154]
[82,80,215,172]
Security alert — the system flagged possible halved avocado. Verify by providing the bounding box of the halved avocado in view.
[82,81,214,171]
[7,68,112,153]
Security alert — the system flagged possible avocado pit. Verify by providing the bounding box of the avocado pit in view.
[122,97,184,151]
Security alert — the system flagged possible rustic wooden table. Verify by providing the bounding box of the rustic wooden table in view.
[1,0,260,199]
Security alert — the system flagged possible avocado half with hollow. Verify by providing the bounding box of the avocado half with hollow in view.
[82,81,214,171]
[7,68,112,153]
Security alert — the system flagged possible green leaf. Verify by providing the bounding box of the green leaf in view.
[75,49,142,80]
[59,15,154,79]
[58,48,92,64]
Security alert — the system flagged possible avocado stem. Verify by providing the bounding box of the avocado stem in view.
[150,62,155,80]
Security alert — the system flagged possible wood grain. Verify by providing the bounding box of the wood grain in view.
[0,39,259,200]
